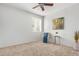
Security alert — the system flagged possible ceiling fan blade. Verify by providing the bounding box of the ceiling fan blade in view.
[40,5,44,11]
[32,5,40,9]
[44,3,54,6]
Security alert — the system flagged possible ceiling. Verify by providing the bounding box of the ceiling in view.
[6,3,76,16]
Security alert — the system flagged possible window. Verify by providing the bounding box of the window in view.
[32,17,42,32]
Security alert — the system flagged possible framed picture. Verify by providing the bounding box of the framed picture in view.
[52,17,64,30]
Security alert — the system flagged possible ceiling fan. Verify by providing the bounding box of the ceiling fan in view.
[32,3,54,11]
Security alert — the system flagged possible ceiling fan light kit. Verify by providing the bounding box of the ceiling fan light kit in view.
[32,3,54,11]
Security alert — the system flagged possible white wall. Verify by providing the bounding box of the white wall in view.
[0,4,42,48]
[44,4,79,47]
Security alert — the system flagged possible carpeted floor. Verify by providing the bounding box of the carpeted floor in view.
[0,41,79,56]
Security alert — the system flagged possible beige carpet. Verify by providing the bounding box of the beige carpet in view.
[0,41,79,56]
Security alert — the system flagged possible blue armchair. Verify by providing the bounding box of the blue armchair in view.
[43,33,48,43]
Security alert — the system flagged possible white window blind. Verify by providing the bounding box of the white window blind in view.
[32,17,42,32]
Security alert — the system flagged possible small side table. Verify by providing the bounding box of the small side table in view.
[74,42,79,51]
[54,35,62,45]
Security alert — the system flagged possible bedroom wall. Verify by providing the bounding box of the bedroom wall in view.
[44,4,79,47]
[0,4,42,48]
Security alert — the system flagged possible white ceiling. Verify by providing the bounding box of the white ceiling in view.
[6,3,76,16]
